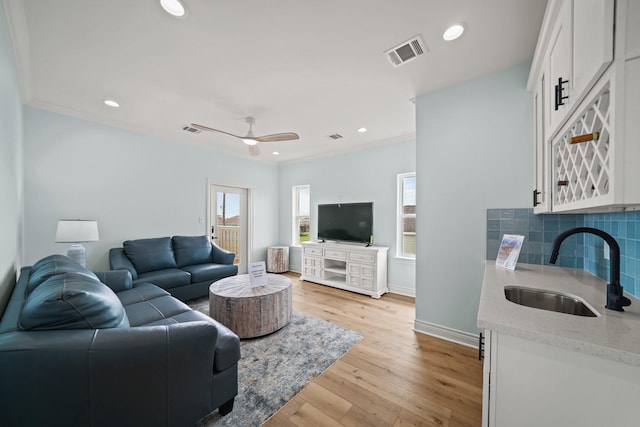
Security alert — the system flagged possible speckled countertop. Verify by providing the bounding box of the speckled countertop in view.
[477,261,640,367]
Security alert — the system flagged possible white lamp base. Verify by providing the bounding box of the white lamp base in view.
[67,243,87,267]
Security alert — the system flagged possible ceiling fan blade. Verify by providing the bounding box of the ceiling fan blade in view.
[190,123,243,140]
[248,145,260,156]
[255,132,300,143]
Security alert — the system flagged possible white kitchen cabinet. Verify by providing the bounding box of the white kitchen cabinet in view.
[572,0,614,104]
[542,0,614,136]
[528,0,638,213]
[546,0,573,133]
[300,241,388,298]
[482,330,640,427]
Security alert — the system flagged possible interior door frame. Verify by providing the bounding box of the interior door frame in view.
[206,179,253,274]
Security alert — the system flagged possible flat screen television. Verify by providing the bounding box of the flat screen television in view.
[317,202,373,244]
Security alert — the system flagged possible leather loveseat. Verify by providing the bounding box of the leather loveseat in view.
[109,235,238,301]
[0,254,240,427]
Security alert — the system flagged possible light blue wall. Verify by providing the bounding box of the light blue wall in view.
[0,1,23,311]
[415,63,532,334]
[278,140,416,294]
[23,107,280,271]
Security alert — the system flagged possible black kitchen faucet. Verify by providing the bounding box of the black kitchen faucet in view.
[549,227,631,312]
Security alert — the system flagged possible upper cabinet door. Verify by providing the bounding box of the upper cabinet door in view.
[572,0,614,106]
[547,0,573,134]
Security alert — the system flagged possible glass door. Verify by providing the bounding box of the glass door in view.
[209,184,249,273]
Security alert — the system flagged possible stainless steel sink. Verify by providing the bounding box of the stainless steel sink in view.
[504,286,599,317]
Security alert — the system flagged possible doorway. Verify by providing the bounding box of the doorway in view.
[208,182,251,274]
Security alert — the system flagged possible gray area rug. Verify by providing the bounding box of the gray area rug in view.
[189,297,362,426]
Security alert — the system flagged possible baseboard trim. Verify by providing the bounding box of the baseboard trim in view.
[387,284,415,298]
[413,319,478,348]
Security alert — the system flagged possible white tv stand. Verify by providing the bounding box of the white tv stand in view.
[300,241,388,298]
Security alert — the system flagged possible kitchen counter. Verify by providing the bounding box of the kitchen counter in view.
[477,261,640,367]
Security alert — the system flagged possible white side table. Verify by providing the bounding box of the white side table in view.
[267,246,289,273]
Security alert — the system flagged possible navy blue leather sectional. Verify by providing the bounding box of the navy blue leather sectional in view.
[109,235,238,301]
[0,254,241,426]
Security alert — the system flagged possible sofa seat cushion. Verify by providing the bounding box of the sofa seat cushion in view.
[116,283,169,305]
[123,237,177,274]
[134,268,191,289]
[19,272,129,330]
[27,254,99,294]
[123,294,194,327]
[142,309,213,326]
[181,264,238,284]
[172,235,213,268]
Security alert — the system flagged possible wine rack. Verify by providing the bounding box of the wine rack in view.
[553,83,611,207]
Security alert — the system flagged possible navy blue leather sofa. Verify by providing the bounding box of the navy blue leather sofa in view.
[0,254,240,427]
[109,235,238,301]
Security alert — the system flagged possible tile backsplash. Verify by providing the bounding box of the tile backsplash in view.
[487,208,640,297]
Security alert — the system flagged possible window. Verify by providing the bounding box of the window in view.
[292,185,310,245]
[397,173,416,258]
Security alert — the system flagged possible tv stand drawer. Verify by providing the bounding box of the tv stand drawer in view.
[304,247,323,256]
[349,252,375,264]
[324,249,347,259]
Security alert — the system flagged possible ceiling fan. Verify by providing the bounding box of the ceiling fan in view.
[191,116,299,156]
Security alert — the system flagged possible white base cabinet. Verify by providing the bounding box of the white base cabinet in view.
[482,330,640,427]
[300,241,388,298]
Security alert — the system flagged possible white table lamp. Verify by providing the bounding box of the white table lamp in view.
[55,220,99,267]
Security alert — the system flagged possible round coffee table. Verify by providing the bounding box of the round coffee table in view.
[209,274,292,339]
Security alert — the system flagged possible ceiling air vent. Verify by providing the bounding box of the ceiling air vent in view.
[329,133,343,140]
[385,35,427,67]
[182,125,201,134]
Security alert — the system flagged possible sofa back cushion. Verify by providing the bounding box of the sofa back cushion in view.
[172,235,213,267]
[123,237,177,274]
[27,254,99,295]
[19,272,129,331]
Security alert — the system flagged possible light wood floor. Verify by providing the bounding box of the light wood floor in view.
[263,273,483,427]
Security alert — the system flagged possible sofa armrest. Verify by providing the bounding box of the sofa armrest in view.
[211,243,236,265]
[109,248,138,280]
[93,270,133,293]
[0,322,220,426]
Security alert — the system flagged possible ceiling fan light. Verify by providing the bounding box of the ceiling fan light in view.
[242,138,258,146]
[160,0,186,17]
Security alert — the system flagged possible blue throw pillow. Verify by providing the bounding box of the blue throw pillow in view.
[172,235,213,267]
[27,254,99,295]
[19,272,130,331]
[123,237,177,274]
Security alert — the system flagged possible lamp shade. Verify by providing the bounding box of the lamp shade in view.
[55,220,100,243]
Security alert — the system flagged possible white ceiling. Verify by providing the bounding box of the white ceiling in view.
[3,0,548,163]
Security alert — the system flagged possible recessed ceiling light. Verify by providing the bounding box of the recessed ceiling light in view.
[443,24,465,41]
[103,99,120,108]
[357,127,367,133]
[160,0,186,17]
[273,151,280,155]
